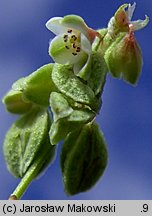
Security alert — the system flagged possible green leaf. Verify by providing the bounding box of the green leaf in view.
[60,122,108,195]
[2,89,32,114]
[51,63,100,112]
[3,107,54,178]
[49,109,95,145]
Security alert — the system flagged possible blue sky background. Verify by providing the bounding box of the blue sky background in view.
[0,0,152,200]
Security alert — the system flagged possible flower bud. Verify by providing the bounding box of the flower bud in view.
[104,30,143,85]
[2,90,32,114]
[60,122,108,195]
[3,107,55,178]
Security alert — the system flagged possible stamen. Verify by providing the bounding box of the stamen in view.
[71,35,77,41]
[65,45,70,49]
[67,29,72,33]
[73,43,76,48]
[76,47,81,52]
[63,34,68,43]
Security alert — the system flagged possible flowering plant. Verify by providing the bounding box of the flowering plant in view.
[2,3,149,199]
[46,15,100,73]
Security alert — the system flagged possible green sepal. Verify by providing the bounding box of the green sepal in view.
[3,107,54,178]
[104,32,126,78]
[79,51,107,96]
[104,32,143,84]
[49,109,95,145]
[60,122,108,195]
[2,89,32,114]
[50,92,73,122]
[12,77,27,92]
[22,64,58,106]
[114,4,129,33]
[51,63,100,112]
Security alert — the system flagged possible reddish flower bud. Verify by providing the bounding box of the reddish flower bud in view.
[104,26,143,85]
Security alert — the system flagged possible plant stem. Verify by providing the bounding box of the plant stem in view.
[8,146,51,200]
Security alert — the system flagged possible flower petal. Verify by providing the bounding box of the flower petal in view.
[127,2,136,21]
[61,15,88,37]
[46,17,68,35]
[81,34,91,54]
[49,34,87,65]
[73,52,88,74]
[61,15,98,43]
[131,15,149,31]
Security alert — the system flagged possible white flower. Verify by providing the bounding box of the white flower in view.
[46,15,100,73]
